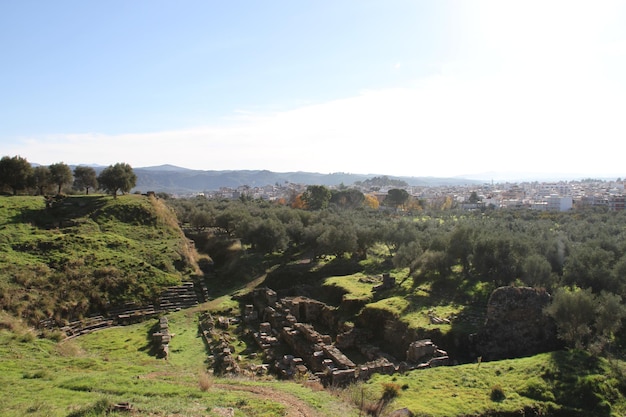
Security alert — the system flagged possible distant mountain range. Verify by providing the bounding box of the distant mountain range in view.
[126,165,484,194]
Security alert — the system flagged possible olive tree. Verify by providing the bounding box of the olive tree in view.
[48,162,73,195]
[73,166,98,195]
[0,155,33,195]
[545,287,626,352]
[31,165,52,195]
[97,163,137,198]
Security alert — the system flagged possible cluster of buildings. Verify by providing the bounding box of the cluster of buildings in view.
[193,178,626,213]
[440,179,625,212]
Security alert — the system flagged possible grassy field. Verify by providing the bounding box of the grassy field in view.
[0,310,360,417]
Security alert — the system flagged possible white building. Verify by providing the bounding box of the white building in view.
[546,194,573,211]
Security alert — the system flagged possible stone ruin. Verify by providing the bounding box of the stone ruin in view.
[244,287,450,386]
[373,273,396,292]
[406,339,449,368]
[475,286,561,361]
[199,312,241,375]
[152,316,171,359]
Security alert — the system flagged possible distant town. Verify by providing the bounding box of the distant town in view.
[194,178,626,212]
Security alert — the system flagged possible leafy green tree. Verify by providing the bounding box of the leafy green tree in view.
[393,241,423,279]
[563,244,616,293]
[595,291,626,343]
[97,163,137,198]
[522,254,555,288]
[354,222,379,260]
[545,287,626,353]
[302,185,332,210]
[48,162,73,195]
[0,155,33,195]
[447,224,475,277]
[468,191,480,203]
[330,189,365,210]
[384,188,409,209]
[383,219,419,257]
[545,287,596,349]
[472,235,520,286]
[73,166,98,195]
[190,210,214,232]
[316,222,358,257]
[31,165,52,195]
[247,218,288,253]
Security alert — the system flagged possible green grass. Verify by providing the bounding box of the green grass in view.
[323,273,376,302]
[363,350,626,417]
[0,309,361,417]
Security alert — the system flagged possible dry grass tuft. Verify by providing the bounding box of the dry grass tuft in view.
[198,371,213,392]
[55,339,86,357]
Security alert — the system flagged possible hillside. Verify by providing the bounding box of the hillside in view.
[0,194,198,325]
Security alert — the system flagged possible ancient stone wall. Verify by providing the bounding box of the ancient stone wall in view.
[476,286,561,361]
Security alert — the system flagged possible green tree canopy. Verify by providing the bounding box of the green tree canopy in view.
[384,188,410,209]
[31,165,51,195]
[330,188,365,209]
[73,166,98,195]
[545,287,626,352]
[302,185,332,210]
[48,162,73,195]
[0,155,33,195]
[97,163,137,198]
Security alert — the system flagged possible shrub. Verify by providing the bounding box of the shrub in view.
[382,382,401,401]
[490,384,506,402]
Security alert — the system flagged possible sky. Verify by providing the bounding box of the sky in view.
[2,1,626,180]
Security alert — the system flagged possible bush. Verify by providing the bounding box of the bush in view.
[490,384,506,402]
[382,382,401,401]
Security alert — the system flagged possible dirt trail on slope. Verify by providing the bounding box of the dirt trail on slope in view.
[213,383,323,417]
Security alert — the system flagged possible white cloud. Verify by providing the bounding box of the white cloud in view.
[7,64,626,178]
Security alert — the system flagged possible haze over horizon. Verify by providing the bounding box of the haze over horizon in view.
[2,1,626,180]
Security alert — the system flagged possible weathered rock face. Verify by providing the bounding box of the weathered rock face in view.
[476,286,561,361]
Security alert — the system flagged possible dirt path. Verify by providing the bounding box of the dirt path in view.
[213,383,323,417]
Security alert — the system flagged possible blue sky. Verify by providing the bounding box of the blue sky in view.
[2,1,626,179]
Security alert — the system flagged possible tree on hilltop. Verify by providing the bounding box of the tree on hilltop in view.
[0,155,33,195]
[73,166,98,195]
[48,162,73,195]
[31,165,52,195]
[97,163,137,198]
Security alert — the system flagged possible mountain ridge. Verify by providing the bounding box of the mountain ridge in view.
[128,166,484,194]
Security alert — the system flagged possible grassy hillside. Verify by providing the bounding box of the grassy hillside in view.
[364,350,626,416]
[0,194,198,325]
